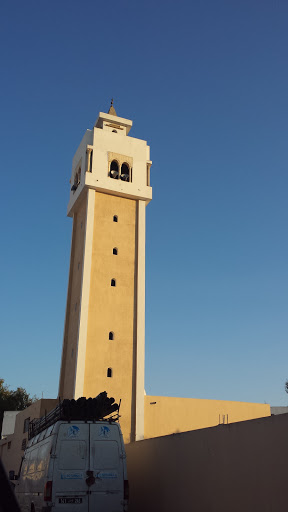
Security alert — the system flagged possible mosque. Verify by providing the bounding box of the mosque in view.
[58,102,270,444]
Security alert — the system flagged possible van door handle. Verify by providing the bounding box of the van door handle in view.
[86,470,96,486]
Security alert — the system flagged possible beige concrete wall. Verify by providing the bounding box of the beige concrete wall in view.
[126,413,288,512]
[58,194,87,398]
[145,395,270,438]
[0,399,57,475]
[83,192,137,443]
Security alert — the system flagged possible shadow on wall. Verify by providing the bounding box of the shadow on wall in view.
[126,413,288,512]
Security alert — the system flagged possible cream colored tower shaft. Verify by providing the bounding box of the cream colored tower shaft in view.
[73,194,146,441]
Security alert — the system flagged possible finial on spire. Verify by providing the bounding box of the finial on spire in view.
[108,98,117,116]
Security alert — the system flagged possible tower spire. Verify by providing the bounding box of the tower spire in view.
[108,98,117,116]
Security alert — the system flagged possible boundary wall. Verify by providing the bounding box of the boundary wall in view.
[126,413,288,512]
[145,395,270,437]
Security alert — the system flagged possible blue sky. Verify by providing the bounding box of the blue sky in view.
[1,0,287,406]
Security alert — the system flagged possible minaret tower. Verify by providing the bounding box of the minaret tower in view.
[58,102,152,442]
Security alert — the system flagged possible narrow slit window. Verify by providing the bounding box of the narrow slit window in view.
[23,418,30,433]
[111,279,116,287]
[109,331,114,340]
[107,368,112,378]
[113,248,118,255]
[113,215,118,222]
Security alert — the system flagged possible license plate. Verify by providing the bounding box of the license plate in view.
[59,498,83,504]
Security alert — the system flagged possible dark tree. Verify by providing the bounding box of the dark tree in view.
[0,379,37,433]
[285,380,288,394]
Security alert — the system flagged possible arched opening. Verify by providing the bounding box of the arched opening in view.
[110,160,119,179]
[113,247,118,255]
[120,163,130,182]
[71,168,81,192]
[147,163,151,186]
[113,215,118,222]
[111,278,116,287]
[74,169,81,186]
[107,368,112,378]
[89,150,93,172]
[109,331,114,340]
[112,129,117,133]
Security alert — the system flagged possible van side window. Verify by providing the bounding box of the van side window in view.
[37,442,50,472]
[21,453,29,476]
[28,447,37,473]
[92,440,119,469]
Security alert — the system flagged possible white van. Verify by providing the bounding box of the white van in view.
[15,418,128,512]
